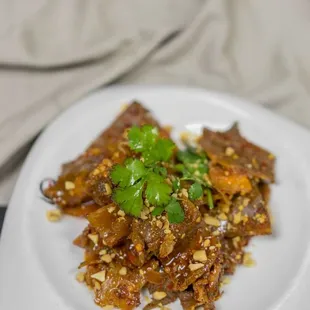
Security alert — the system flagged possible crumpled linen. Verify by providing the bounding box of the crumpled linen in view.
[0,0,309,204]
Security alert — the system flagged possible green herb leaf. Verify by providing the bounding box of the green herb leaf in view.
[153,166,167,177]
[145,172,172,206]
[165,198,184,223]
[128,125,175,165]
[177,148,209,186]
[110,164,131,188]
[124,159,147,185]
[128,125,158,152]
[189,182,203,200]
[111,159,146,187]
[113,180,145,216]
[152,206,165,216]
[111,125,185,222]
[177,149,204,163]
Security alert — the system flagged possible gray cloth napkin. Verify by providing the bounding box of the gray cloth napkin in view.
[1,0,310,204]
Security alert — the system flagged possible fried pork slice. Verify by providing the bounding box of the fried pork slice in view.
[144,278,178,310]
[160,225,222,291]
[84,260,159,309]
[63,200,100,217]
[199,123,275,183]
[179,291,214,310]
[193,255,223,303]
[201,185,272,238]
[86,158,115,206]
[44,102,165,208]
[130,197,201,258]
[209,164,252,195]
[225,186,272,237]
[86,203,133,247]
[221,236,250,275]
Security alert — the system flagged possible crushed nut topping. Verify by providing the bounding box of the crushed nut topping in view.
[193,250,208,262]
[88,234,99,245]
[91,270,106,282]
[181,188,188,198]
[204,215,220,227]
[101,254,112,263]
[153,291,167,300]
[225,147,235,156]
[243,252,256,267]
[65,181,75,190]
[119,267,127,275]
[76,272,85,283]
[99,249,107,255]
[189,263,204,271]
[117,210,125,217]
[46,209,62,222]
[104,183,112,195]
[203,239,210,247]
[107,206,116,213]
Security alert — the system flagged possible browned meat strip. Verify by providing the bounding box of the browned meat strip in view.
[199,123,275,183]
[44,102,165,208]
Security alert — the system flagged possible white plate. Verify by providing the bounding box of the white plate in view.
[1,86,310,310]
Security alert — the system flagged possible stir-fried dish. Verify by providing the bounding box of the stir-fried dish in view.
[43,102,275,310]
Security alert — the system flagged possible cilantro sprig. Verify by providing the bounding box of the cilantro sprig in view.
[111,125,184,223]
[176,147,214,208]
[128,125,175,164]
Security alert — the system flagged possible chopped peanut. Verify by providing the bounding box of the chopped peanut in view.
[94,280,101,290]
[193,250,208,262]
[222,277,231,285]
[233,212,242,224]
[203,239,210,247]
[101,254,112,263]
[65,181,75,190]
[99,249,107,255]
[104,183,112,195]
[119,267,127,275]
[189,263,204,271]
[46,209,62,222]
[91,270,106,282]
[88,234,98,245]
[225,147,235,156]
[107,206,115,213]
[117,210,125,217]
[76,272,85,283]
[243,253,256,267]
[153,291,167,301]
[204,215,220,227]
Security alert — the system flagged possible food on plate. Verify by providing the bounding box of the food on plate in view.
[42,102,275,309]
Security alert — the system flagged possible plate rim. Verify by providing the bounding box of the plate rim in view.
[1,85,310,310]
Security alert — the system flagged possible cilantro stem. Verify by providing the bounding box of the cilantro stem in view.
[206,188,214,209]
